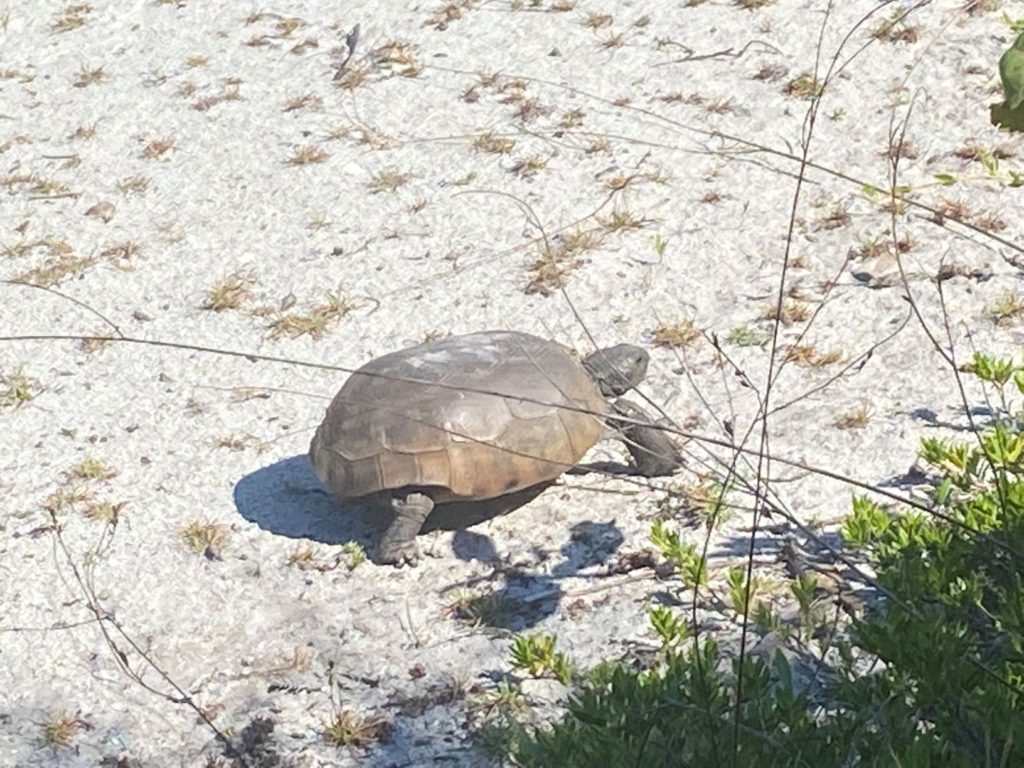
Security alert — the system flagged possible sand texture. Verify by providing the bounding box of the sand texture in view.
[2,0,1022,765]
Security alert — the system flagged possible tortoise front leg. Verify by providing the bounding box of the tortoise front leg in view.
[378,492,435,566]
[610,398,683,477]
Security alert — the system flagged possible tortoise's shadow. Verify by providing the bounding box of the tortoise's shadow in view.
[233,454,546,555]
[236,456,627,631]
[233,454,377,547]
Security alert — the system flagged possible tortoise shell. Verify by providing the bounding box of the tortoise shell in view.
[309,331,607,503]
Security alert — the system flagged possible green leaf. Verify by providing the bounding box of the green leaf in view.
[1000,32,1024,110]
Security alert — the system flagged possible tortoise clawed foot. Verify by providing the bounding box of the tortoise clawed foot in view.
[378,492,434,567]
[377,539,421,567]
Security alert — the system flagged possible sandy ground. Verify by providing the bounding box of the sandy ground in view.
[1,0,1022,765]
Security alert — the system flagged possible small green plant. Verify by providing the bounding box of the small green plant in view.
[648,604,689,648]
[509,634,572,684]
[472,678,527,716]
[726,566,759,617]
[650,520,707,587]
[999,29,1024,111]
[752,599,785,635]
[686,478,735,529]
[725,325,769,347]
[0,368,37,408]
[960,351,1016,388]
[987,290,1024,324]
[44,486,93,515]
[83,499,126,525]
[788,571,820,631]
[70,457,116,481]
[340,541,366,569]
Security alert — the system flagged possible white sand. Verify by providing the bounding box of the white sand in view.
[2,0,1021,765]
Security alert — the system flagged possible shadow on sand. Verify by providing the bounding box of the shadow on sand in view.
[234,455,630,630]
[233,454,557,557]
[233,454,378,549]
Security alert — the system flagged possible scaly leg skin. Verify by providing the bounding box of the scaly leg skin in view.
[378,492,435,567]
[611,398,683,477]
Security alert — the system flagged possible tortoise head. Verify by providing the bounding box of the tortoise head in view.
[583,344,649,397]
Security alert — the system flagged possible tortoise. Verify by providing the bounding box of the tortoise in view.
[309,330,681,565]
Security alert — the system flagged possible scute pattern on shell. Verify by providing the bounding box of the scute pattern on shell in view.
[310,331,608,502]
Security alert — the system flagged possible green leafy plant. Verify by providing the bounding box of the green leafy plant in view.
[651,520,707,587]
[648,604,689,648]
[509,634,573,684]
[727,566,758,617]
[498,353,1024,766]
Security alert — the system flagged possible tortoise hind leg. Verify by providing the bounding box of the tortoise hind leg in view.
[378,492,435,566]
[611,398,683,477]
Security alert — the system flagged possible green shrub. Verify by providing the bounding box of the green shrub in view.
[496,353,1024,767]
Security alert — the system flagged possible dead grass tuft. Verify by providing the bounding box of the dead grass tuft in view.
[266,292,355,339]
[180,520,230,558]
[651,320,701,349]
[835,406,871,430]
[783,344,843,368]
[73,65,106,88]
[287,145,329,166]
[283,93,323,112]
[783,73,823,100]
[11,253,95,287]
[323,708,390,748]
[118,175,151,194]
[473,132,516,155]
[367,168,412,193]
[203,271,257,312]
[760,300,810,326]
[141,138,175,159]
[51,4,92,33]
[40,710,90,748]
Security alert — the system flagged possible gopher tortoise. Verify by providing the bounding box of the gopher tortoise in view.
[310,330,681,565]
